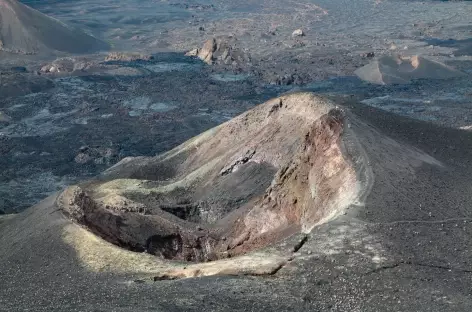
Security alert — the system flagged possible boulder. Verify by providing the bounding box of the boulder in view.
[194,37,250,66]
[292,29,305,37]
[197,38,217,64]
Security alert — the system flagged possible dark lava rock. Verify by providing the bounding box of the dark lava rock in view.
[267,73,308,86]
[10,66,27,73]
[361,51,375,58]
[105,52,154,62]
[74,146,118,165]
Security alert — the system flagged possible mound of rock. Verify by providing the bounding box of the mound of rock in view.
[104,52,154,62]
[40,57,96,74]
[58,93,360,262]
[355,55,465,84]
[187,36,251,66]
[74,146,119,166]
[0,0,109,54]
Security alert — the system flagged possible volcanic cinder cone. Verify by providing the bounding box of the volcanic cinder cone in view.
[56,93,361,262]
[52,92,447,266]
[355,55,465,85]
[0,0,109,54]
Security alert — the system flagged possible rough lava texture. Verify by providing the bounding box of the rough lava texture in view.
[0,70,54,98]
[0,0,109,55]
[104,52,154,62]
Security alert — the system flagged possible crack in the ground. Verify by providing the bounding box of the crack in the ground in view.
[253,235,310,277]
[360,217,472,226]
[293,235,308,253]
[366,260,472,275]
[151,236,310,281]
[246,262,288,277]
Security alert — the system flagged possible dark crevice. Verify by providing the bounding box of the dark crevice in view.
[292,235,308,253]
[366,260,472,275]
[246,262,288,277]
[146,234,183,259]
[160,203,201,222]
[408,261,472,273]
[153,275,180,281]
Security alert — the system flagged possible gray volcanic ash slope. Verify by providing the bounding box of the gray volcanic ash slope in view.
[0,0,109,54]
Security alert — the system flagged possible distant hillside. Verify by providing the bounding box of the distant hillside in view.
[0,0,109,54]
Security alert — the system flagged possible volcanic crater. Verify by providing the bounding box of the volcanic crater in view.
[56,93,362,263]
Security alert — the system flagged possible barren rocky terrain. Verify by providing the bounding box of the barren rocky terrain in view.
[1,0,472,311]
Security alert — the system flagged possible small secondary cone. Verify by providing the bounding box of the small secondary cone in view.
[355,55,465,85]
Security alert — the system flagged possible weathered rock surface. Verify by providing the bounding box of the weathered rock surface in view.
[291,29,305,37]
[192,36,251,66]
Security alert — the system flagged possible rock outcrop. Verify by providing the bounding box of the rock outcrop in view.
[104,52,154,62]
[188,36,251,66]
